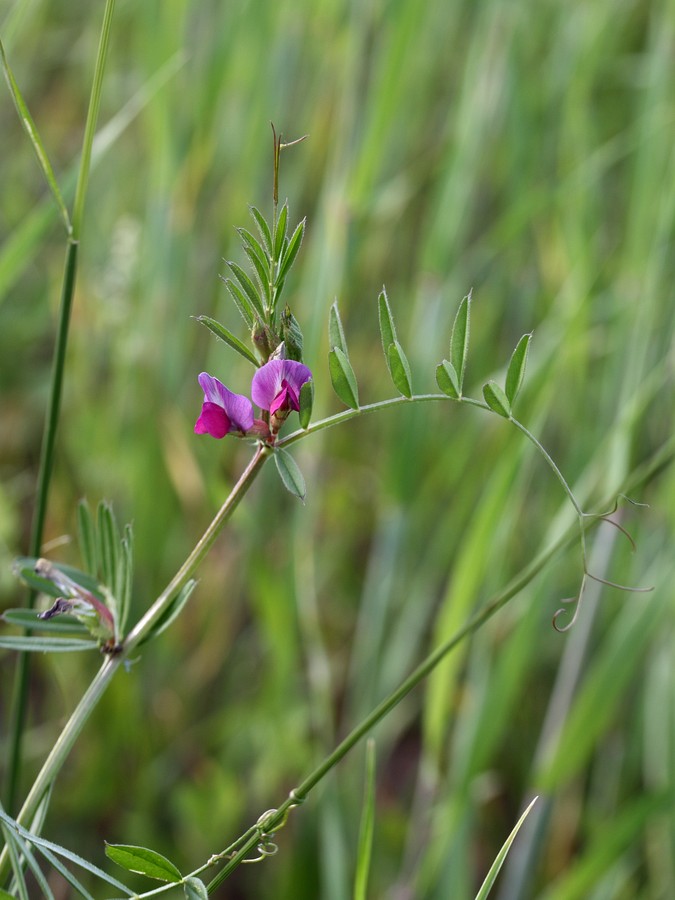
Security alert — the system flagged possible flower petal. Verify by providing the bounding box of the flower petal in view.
[251,360,312,411]
[196,372,254,432]
[195,402,231,438]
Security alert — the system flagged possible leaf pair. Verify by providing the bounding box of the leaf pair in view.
[436,290,471,399]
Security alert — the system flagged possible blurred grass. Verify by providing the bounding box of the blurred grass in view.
[1,0,674,897]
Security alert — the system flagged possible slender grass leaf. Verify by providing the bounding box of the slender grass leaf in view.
[273,202,288,262]
[2,825,30,900]
[226,261,265,318]
[276,218,305,286]
[77,499,98,576]
[474,797,537,900]
[386,341,413,398]
[184,877,209,900]
[2,609,88,635]
[329,302,349,356]
[105,844,182,883]
[299,379,314,429]
[274,448,306,502]
[32,844,95,900]
[482,381,511,418]
[377,288,397,356]
[194,316,259,367]
[329,347,359,409]
[250,206,273,256]
[0,809,134,895]
[221,277,255,328]
[505,332,532,406]
[353,739,376,900]
[97,501,119,589]
[1,821,55,900]
[0,38,71,233]
[450,290,472,392]
[0,636,98,652]
[436,360,460,399]
[141,580,197,645]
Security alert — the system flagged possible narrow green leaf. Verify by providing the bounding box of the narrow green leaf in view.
[2,609,88,635]
[1,824,30,900]
[116,524,133,635]
[195,315,259,367]
[274,448,306,502]
[226,261,265,318]
[242,243,272,304]
[273,202,289,261]
[0,38,71,233]
[329,347,359,409]
[377,287,397,356]
[386,341,412,398]
[329,301,349,356]
[505,332,532,405]
[250,206,273,256]
[450,290,472,391]
[353,739,376,900]
[1,820,55,900]
[276,218,305,287]
[0,636,98,652]
[436,360,460,399]
[221,277,255,327]
[299,379,314,429]
[184,877,209,900]
[482,380,511,418]
[30,844,95,900]
[97,501,119,589]
[142,580,197,645]
[77,500,98,576]
[238,225,271,268]
[105,843,182,883]
[474,797,537,900]
[0,803,134,896]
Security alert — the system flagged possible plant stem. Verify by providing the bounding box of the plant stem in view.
[0,445,270,885]
[3,0,117,815]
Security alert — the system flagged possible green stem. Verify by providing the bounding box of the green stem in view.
[0,446,270,885]
[124,445,269,651]
[4,0,118,816]
[4,238,78,813]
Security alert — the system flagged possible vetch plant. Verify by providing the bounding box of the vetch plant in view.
[0,9,660,897]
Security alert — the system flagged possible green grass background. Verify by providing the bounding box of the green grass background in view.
[1,0,674,897]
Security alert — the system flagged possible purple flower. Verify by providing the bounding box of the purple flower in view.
[251,359,312,417]
[194,373,254,438]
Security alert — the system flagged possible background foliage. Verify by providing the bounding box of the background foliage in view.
[1,0,674,897]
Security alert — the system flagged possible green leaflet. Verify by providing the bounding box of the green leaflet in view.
[505,332,532,406]
[105,843,182,883]
[329,347,359,409]
[436,360,460,399]
[274,448,306,502]
[483,380,511,418]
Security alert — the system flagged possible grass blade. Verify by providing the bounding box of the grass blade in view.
[474,797,537,900]
[353,739,376,900]
[0,38,70,233]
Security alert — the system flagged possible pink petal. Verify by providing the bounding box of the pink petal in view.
[251,360,312,411]
[195,402,232,438]
[197,372,254,432]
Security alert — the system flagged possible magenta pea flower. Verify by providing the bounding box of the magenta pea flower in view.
[194,372,254,438]
[251,359,312,423]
